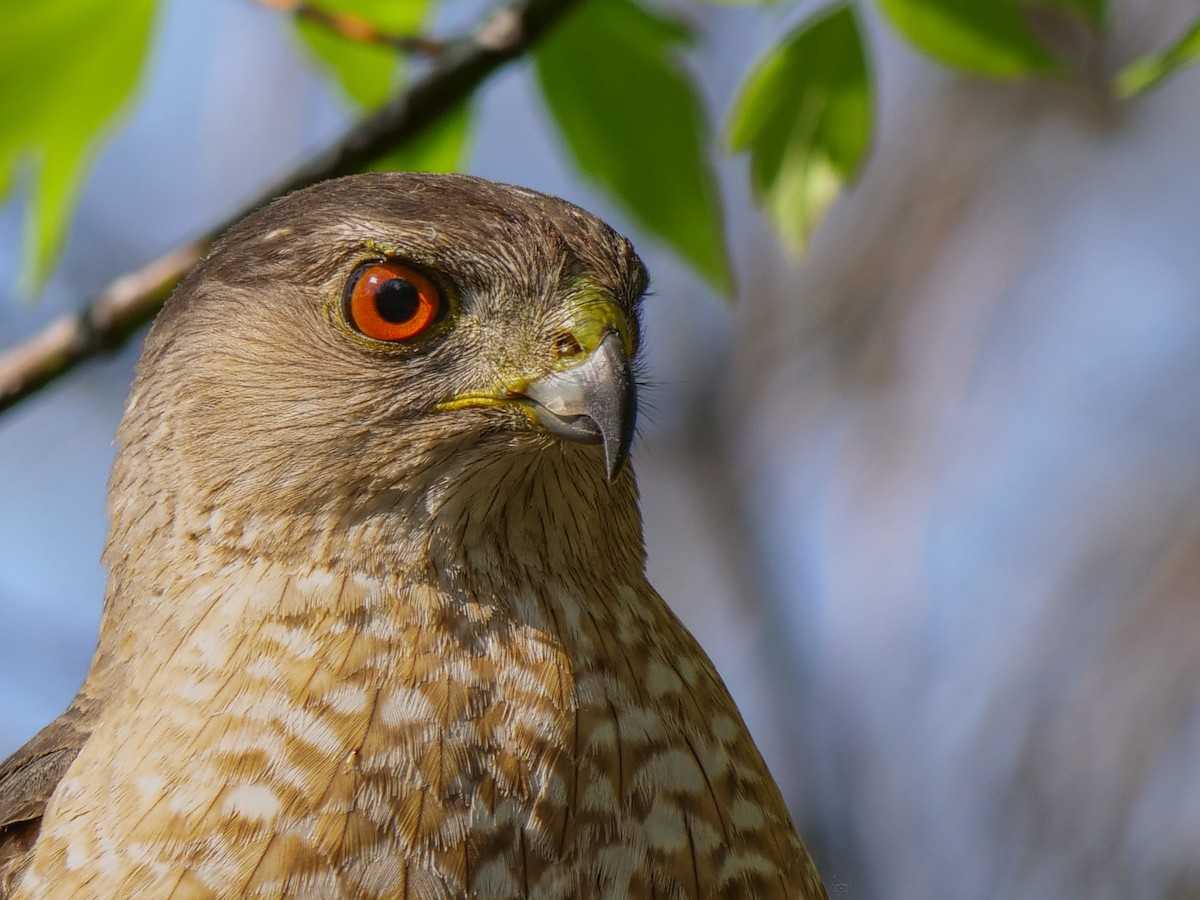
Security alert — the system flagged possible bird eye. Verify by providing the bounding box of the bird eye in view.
[345,261,443,342]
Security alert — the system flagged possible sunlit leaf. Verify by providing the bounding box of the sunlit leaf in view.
[294,0,470,172]
[0,0,156,291]
[535,0,732,294]
[1115,16,1200,97]
[728,4,872,254]
[369,101,472,173]
[879,0,1058,78]
[294,0,430,109]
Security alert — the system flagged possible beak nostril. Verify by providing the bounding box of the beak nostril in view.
[553,332,584,358]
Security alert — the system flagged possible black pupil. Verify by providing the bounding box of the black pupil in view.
[374,278,421,322]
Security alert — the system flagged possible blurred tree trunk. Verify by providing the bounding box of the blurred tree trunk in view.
[716,4,1200,896]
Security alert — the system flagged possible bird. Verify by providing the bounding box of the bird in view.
[0,172,826,899]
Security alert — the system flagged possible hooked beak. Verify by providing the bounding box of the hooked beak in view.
[519,331,635,480]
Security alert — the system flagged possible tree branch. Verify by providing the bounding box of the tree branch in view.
[0,0,580,416]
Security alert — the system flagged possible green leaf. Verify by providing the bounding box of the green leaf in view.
[294,0,430,109]
[534,0,732,294]
[294,1,473,173]
[1115,16,1200,97]
[0,0,156,290]
[1032,0,1107,29]
[728,4,872,254]
[369,101,472,173]
[879,0,1058,78]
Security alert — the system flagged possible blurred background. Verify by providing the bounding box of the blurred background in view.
[3,0,1200,897]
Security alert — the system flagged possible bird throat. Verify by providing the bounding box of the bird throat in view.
[15,421,817,897]
[22,464,811,898]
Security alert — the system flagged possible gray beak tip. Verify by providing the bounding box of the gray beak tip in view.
[522,331,636,481]
[604,441,628,483]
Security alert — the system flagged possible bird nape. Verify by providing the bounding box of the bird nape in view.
[0,172,826,899]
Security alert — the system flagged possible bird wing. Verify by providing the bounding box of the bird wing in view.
[0,696,95,896]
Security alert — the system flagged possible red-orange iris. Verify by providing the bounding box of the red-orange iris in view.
[346,261,442,342]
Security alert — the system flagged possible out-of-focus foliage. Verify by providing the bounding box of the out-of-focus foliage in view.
[1116,15,1200,97]
[2,0,1199,299]
[1040,0,1107,28]
[535,0,732,293]
[294,0,426,108]
[727,4,871,255]
[368,102,473,176]
[877,0,1057,78]
[0,0,156,292]
[293,0,471,172]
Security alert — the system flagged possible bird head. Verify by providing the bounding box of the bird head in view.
[109,173,650,577]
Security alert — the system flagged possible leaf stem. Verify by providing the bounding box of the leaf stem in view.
[251,0,447,56]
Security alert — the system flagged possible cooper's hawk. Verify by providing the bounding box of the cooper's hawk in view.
[0,173,826,898]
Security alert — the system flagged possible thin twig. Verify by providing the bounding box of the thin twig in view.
[252,0,446,56]
[0,0,580,416]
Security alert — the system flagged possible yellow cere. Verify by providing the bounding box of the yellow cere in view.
[555,284,633,362]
